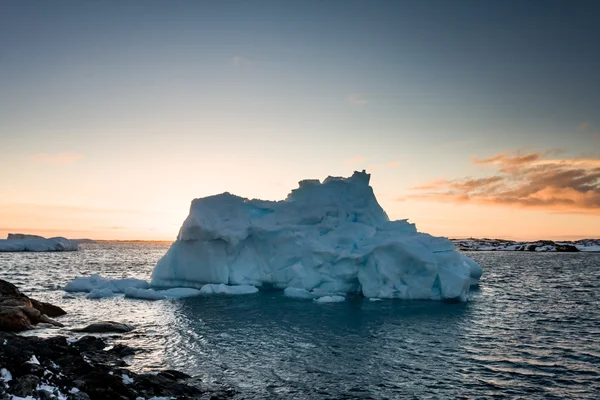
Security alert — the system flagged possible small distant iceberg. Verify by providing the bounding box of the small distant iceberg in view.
[0,234,78,252]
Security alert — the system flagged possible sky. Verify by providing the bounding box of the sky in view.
[1,0,599,241]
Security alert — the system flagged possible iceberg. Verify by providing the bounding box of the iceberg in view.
[151,171,482,301]
[0,234,78,252]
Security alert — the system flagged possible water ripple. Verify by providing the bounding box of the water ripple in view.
[1,244,600,398]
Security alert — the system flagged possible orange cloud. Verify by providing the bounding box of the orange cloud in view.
[30,152,83,165]
[410,151,600,215]
[579,122,590,130]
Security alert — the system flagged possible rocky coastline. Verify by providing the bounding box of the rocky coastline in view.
[0,279,234,400]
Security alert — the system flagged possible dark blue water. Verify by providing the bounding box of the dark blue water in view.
[1,244,599,398]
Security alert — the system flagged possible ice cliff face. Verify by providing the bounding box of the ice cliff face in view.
[151,171,482,301]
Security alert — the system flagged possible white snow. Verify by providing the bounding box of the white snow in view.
[65,274,150,293]
[69,388,80,394]
[314,295,346,303]
[86,288,116,299]
[124,287,202,300]
[199,283,259,295]
[0,236,78,252]
[122,373,134,385]
[1,368,12,382]
[27,355,40,365]
[151,171,481,301]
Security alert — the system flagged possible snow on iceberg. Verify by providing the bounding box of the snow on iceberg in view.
[0,234,78,252]
[151,171,482,301]
[65,274,150,293]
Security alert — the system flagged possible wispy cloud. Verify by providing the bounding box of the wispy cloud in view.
[579,122,590,130]
[30,152,83,165]
[386,159,401,168]
[409,150,600,215]
[232,56,254,67]
[347,93,368,105]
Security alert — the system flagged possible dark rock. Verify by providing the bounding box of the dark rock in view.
[72,321,134,333]
[0,279,22,297]
[0,331,205,399]
[68,392,91,400]
[0,278,66,332]
[37,389,57,400]
[108,343,136,357]
[31,299,67,317]
[158,369,192,380]
[11,374,40,397]
[555,244,580,252]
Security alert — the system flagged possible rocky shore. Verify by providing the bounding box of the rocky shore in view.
[0,279,234,400]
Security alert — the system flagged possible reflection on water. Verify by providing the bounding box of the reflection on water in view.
[1,243,599,398]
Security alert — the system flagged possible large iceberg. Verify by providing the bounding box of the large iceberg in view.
[151,171,482,301]
[0,234,78,252]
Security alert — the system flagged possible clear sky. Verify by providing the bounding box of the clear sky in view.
[1,0,599,241]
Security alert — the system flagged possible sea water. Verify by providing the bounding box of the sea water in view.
[1,243,599,398]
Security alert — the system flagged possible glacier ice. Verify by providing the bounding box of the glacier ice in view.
[64,274,150,293]
[0,235,78,252]
[198,284,259,295]
[151,171,482,301]
[86,288,116,299]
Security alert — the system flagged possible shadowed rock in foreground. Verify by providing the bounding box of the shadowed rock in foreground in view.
[0,333,234,399]
[0,279,66,332]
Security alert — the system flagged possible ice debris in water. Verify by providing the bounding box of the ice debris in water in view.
[314,295,346,303]
[86,288,116,299]
[65,274,149,293]
[198,284,258,295]
[150,171,482,301]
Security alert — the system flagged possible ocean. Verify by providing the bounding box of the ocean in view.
[1,242,599,399]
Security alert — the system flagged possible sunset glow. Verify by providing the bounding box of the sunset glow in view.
[1,1,598,241]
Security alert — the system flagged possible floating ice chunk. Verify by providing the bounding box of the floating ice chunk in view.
[86,288,115,299]
[199,284,258,295]
[314,295,345,303]
[368,298,382,302]
[283,287,315,299]
[65,274,150,293]
[124,287,166,300]
[151,171,482,301]
[1,368,12,382]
